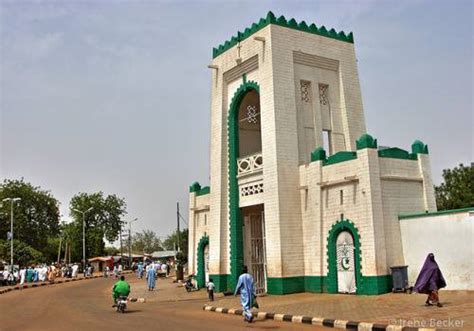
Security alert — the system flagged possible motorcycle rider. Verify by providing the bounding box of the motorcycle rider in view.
[112,275,130,307]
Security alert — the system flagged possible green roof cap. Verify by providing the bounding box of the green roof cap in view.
[356,133,378,150]
[212,11,354,59]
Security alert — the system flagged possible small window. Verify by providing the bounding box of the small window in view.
[204,214,207,226]
[340,190,344,205]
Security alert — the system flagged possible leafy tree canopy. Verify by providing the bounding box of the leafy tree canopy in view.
[104,246,119,256]
[163,229,188,258]
[435,163,474,210]
[69,192,127,260]
[0,178,60,252]
[0,239,44,267]
[132,229,163,254]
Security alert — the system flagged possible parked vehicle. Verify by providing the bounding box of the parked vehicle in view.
[184,276,198,292]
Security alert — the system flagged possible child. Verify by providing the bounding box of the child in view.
[207,278,215,301]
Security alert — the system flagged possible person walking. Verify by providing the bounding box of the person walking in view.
[146,264,156,291]
[71,264,79,278]
[137,262,144,279]
[234,266,256,323]
[207,278,215,302]
[19,267,26,285]
[413,253,446,307]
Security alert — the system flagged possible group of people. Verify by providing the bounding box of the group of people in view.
[134,261,170,279]
[0,261,102,287]
[0,264,62,286]
[132,261,171,291]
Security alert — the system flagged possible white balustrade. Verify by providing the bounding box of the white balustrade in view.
[237,153,263,176]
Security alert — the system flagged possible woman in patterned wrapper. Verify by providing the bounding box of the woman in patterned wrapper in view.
[413,253,446,307]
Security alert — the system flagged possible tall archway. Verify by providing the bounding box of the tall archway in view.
[228,80,260,290]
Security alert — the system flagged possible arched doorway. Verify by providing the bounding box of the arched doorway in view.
[336,231,356,293]
[196,235,209,288]
[326,220,362,294]
[227,80,262,290]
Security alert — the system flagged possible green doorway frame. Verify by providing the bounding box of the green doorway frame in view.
[227,79,260,291]
[196,235,209,288]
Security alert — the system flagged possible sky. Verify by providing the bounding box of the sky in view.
[0,0,472,239]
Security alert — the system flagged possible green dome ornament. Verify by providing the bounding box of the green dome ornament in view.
[356,133,378,150]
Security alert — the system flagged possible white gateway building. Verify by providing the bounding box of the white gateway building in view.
[187,12,437,295]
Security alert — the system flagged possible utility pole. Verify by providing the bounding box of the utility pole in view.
[120,225,123,267]
[176,202,180,252]
[57,235,62,264]
[72,207,93,272]
[2,197,21,272]
[128,218,138,268]
[64,242,68,264]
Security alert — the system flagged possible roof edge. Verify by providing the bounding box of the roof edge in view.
[399,207,474,220]
[212,11,354,59]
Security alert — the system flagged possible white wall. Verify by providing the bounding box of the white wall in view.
[400,211,474,290]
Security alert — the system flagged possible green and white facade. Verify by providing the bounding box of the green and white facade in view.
[188,12,437,295]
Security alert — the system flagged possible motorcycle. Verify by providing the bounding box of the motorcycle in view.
[184,277,199,292]
[116,296,128,313]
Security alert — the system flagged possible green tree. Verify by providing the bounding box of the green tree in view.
[163,229,188,258]
[0,239,44,266]
[435,163,474,210]
[104,246,119,256]
[69,192,127,262]
[131,229,163,254]
[0,179,60,253]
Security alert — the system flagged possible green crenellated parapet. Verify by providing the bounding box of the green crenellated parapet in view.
[324,151,357,166]
[189,181,201,193]
[197,186,210,196]
[212,11,354,58]
[311,147,327,162]
[411,140,429,154]
[356,133,378,150]
[378,147,418,160]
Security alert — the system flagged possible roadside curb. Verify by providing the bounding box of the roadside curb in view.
[0,271,133,295]
[203,305,436,331]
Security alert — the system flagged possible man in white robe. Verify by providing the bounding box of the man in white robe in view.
[19,267,26,285]
[71,264,79,278]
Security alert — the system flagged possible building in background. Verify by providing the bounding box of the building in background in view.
[188,12,448,295]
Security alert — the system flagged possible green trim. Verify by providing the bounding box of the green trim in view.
[209,274,230,292]
[310,147,326,162]
[304,276,327,293]
[228,80,260,291]
[399,207,474,220]
[196,186,210,196]
[323,151,357,166]
[360,275,392,295]
[411,140,429,154]
[266,275,390,295]
[326,219,363,294]
[189,181,201,193]
[378,147,417,160]
[213,11,354,58]
[356,133,378,150]
[196,235,209,288]
[267,277,305,294]
[189,182,210,196]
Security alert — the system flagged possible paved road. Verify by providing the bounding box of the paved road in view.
[0,276,325,331]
